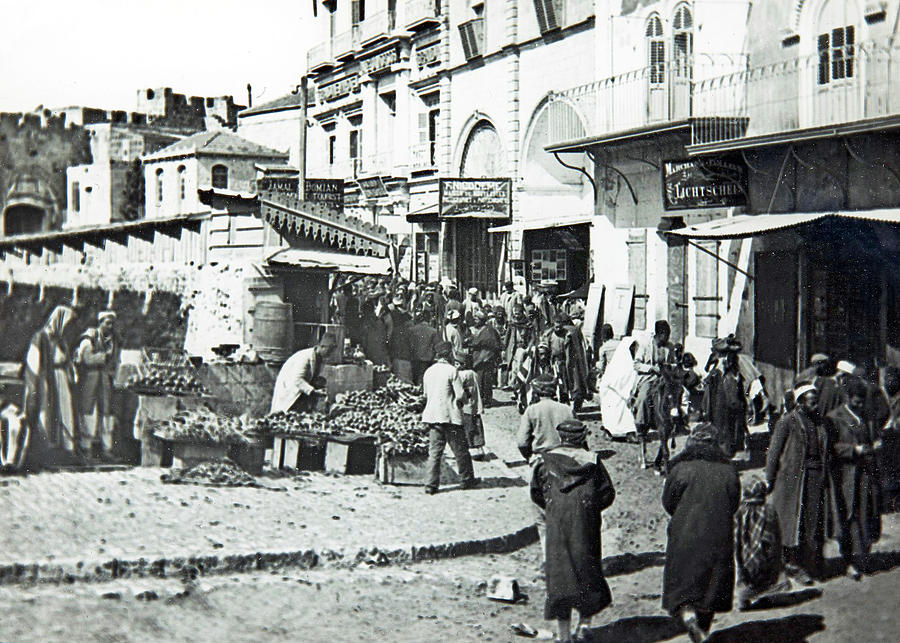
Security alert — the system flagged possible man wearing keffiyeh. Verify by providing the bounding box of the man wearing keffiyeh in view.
[734,477,791,609]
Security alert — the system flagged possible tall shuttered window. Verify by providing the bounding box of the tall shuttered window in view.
[693,241,721,338]
[627,230,648,331]
[646,15,665,85]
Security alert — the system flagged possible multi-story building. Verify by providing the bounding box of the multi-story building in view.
[547,0,900,399]
[301,0,597,294]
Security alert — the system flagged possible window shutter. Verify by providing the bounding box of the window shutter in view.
[418,112,428,144]
[533,0,560,34]
[458,20,483,60]
[817,33,830,85]
[351,0,361,24]
[627,230,648,331]
[846,25,855,77]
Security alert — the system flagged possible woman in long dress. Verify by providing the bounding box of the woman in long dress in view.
[22,305,81,469]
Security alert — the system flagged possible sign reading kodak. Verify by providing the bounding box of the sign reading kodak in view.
[439,178,511,219]
[662,157,748,210]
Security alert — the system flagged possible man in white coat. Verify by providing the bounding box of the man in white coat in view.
[270,334,337,414]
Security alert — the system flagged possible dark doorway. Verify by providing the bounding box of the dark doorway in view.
[3,204,46,235]
[755,250,798,370]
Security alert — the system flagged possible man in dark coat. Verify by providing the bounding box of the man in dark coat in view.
[662,423,740,643]
[702,337,747,459]
[531,419,615,643]
[765,383,829,584]
[467,310,502,407]
[826,376,883,579]
[408,311,441,386]
[546,316,592,414]
[880,367,900,498]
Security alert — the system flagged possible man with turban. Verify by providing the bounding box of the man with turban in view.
[74,310,120,459]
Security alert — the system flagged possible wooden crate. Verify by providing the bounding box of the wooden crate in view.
[140,435,173,467]
[268,434,326,471]
[324,434,377,475]
[375,444,461,486]
[171,442,228,469]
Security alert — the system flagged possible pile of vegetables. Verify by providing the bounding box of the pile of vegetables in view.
[127,364,207,396]
[161,459,256,487]
[152,409,251,445]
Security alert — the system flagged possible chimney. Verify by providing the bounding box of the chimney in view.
[247,83,252,108]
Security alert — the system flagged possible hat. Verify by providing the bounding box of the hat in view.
[473,310,487,322]
[836,360,857,375]
[531,373,557,397]
[537,341,550,352]
[556,419,587,445]
[467,287,479,296]
[392,294,405,305]
[809,353,830,365]
[434,341,453,358]
[446,309,461,322]
[686,422,719,448]
[793,383,817,401]
[97,310,117,323]
[712,334,742,355]
[539,279,556,288]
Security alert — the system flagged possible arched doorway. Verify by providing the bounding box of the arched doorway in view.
[2,172,58,236]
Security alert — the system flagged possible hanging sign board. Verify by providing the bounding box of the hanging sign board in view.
[357,176,388,200]
[256,176,298,194]
[662,156,748,210]
[439,178,511,219]
[306,179,344,212]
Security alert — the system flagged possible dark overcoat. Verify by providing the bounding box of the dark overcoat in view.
[662,442,740,615]
[826,405,882,546]
[531,446,615,620]
[765,408,830,546]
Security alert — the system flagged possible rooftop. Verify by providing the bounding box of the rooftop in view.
[143,130,289,162]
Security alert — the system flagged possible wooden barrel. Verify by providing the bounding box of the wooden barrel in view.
[252,302,293,363]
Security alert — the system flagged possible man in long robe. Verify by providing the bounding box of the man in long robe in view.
[631,320,675,434]
[468,310,501,407]
[74,310,120,458]
[531,419,614,643]
[546,316,591,413]
[703,338,747,458]
[270,335,337,413]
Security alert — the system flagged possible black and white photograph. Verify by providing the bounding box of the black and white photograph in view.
[1,1,899,641]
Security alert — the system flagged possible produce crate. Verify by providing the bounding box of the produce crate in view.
[228,440,268,475]
[375,444,461,486]
[324,434,377,475]
[170,441,228,469]
[270,435,327,471]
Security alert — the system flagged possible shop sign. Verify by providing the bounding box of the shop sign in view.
[257,176,298,194]
[360,47,399,76]
[662,157,748,211]
[319,74,360,103]
[306,179,344,212]
[358,176,389,199]
[439,178,511,219]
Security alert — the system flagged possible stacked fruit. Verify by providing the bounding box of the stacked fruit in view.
[152,409,250,444]
[127,364,207,396]
[161,459,256,486]
[251,410,339,437]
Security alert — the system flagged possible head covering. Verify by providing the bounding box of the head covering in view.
[392,294,405,305]
[836,360,857,375]
[793,383,817,401]
[446,309,461,323]
[44,305,76,341]
[809,353,829,365]
[556,419,587,445]
[537,341,550,353]
[742,476,769,503]
[473,310,487,322]
[712,334,742,355]
[434,341,453,358]
[531,373,557,397]
[686,422,719,449]
[97,310,117,323]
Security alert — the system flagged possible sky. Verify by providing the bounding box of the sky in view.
[0,0,319,113]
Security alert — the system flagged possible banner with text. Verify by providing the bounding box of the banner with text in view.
[439,178,511,219]
[662,157,748,210]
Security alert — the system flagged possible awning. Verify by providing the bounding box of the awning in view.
[266,248,391,275]
[666,209,900,240]
[488,214,594,233]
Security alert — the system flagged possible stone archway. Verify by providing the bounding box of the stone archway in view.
[459,120,504,178]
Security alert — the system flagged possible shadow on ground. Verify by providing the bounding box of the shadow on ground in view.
[706,614,825,642]
[603,551,666,577]
[475,476,528,489]
[583,615,683,643]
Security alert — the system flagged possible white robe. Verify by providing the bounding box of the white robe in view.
[599,337,640,437]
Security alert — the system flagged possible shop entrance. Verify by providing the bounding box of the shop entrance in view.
[455,218,501,295]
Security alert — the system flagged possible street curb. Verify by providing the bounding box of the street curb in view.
[0,525,538,586]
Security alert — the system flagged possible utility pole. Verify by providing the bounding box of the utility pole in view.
[299,75,308,201]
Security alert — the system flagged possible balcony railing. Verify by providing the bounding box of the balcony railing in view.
[307,40,334,73]
[688,38,900,146]
[333,27,360,60]
[405,0,441,31]
[554,53,746,146]
[360,10,396,46]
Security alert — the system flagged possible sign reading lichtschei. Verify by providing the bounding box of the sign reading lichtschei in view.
[439,178,511,219]
[662,157,748,210]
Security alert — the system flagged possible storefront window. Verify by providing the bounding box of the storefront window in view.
[531,249,567,282]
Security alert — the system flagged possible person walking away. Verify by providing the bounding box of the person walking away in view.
[408,311,441,386]
[518,373,575,560]
[22,305,81,469]
[734,477,791,610]
[505,304,534,391]
[531,419,615,643]
[702,338,748,459]
[631,320,675,435]
[421,341,478,495]
[270,335,337,413]
[662,423,741,643]
[387,294,413,381]
[765,383,829,584]
[74,310,120,459]
[489,307,508,388]
[468,310,501,407]
[826,376,883,580]
[457,353,485,460]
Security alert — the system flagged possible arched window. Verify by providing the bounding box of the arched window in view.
[524,99,586,186]
[177,165,186,200]
[211,164,228,189]
[672,5,693,81]
[460,121,504,178]
[155,168,164,202]
[646,15,665,86]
